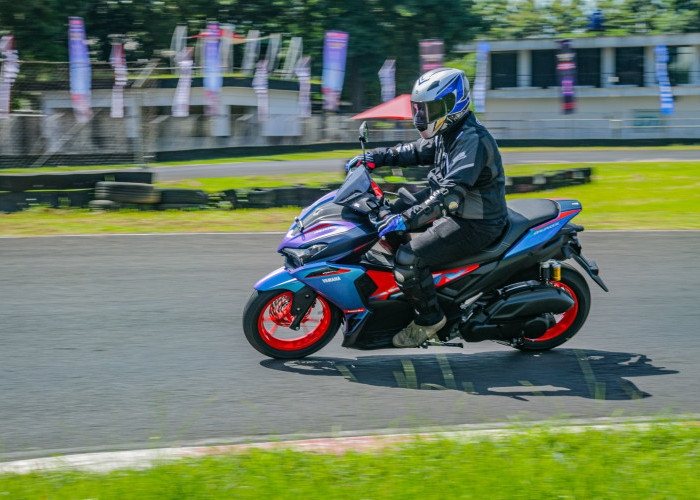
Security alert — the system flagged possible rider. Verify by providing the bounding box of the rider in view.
[346,67,508,348]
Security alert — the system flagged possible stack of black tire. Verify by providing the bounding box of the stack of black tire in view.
[89,182,208,210]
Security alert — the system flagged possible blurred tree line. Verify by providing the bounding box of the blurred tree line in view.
[1,0,699,109]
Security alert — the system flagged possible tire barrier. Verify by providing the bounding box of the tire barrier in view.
[94,181,161,204]
[0,170,153,193]
[0,168,591,213]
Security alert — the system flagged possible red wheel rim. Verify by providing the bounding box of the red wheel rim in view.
[525,282,578,342]
[257,292,332,351]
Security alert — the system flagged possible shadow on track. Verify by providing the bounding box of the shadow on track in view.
[261,349,677,401]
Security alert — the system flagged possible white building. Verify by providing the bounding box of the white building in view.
[456,33,700,141]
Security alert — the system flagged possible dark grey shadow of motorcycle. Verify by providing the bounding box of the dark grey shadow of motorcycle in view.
[260,349,678,400]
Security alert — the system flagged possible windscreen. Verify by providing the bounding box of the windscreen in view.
[333,165,372,205]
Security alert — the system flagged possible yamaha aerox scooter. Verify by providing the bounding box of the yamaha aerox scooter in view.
[243,122,608,359]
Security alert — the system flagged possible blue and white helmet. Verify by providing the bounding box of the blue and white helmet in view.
[411,67,471,139]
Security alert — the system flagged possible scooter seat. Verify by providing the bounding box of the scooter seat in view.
[432,199,559,271]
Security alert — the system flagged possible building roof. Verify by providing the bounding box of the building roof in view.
[456,32,700,53]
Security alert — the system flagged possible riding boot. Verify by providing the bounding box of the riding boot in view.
[392,254,446,347]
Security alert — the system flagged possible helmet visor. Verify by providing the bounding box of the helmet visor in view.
[411,93,456,133]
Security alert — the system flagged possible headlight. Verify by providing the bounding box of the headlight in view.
[281,244,327,268]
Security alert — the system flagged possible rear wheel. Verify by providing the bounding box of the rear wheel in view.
[516,264,591,351]
[242,289,341,359]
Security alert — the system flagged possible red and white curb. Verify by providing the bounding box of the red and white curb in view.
[1,416,697,475]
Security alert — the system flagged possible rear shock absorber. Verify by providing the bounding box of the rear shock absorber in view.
[540,260,561,282]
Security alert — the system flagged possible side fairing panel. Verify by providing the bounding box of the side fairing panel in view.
[254,267,305,293]
[504,209,581,259]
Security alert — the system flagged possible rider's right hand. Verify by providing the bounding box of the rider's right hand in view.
[345,153,375,171]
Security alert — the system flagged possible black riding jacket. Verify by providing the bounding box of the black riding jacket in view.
[371,112,507,224]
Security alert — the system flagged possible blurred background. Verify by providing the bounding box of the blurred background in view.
[0,0,699,168]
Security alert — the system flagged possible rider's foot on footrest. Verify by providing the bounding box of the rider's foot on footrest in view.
[393,316,447,348]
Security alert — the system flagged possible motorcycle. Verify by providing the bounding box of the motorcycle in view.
[243,122,608,359]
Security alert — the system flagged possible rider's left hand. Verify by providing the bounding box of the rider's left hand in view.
[375,214,407,238]
[345,153,375,171]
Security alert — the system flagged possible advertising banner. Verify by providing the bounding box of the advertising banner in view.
[321,31,349,111]
[172,48,193,117]
[68,17,92,123]
[281,37,302,79]
[473,41,489,113]
[203,22,222,116]
[654,45,675,115]
[0,35,19,116]
[252,59,269,122]
[265,33,281,73]
[109,42,127,118]
[295,56,311,118]
[557,39,577,114]
[419,39,443,73]
[241,30,260,76]
[378,59,396,103]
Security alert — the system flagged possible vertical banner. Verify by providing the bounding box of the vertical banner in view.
[252,59,269,122]
[473,41,489,113]
[203,22,222,116]
[281,37,302,79]
[241,30,260,76]
[654,45,675,115]
[322,31,349,111]
[0,35,19,116]
[265,33,281,73]
[172,48,194,117]
[419,39,443,73]
[378,59,396,103]
[557,39,577,114]
[68,17,92,123]
[109,42,127,118]
[170,25,188,74]
[220,24,235,73]
[295,55,311,118]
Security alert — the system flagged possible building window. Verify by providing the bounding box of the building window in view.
[576,48,601,87]
[667,46,693,85]
[615,47,644,86]
[491,52,517,89]
[532,50,558,88]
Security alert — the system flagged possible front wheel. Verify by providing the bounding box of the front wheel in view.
[516,264,591,351]
[242,289,341,359]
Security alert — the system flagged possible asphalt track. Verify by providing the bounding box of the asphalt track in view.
[1,231,699,461]
[153,148,700,180]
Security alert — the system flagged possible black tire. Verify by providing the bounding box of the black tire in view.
[95,181,161,204]
[242,289,341,359]
[516,264,591,351]
[156,188,208,205]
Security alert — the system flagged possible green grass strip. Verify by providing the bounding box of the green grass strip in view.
[1,424,698,499]
[1,161,698,235]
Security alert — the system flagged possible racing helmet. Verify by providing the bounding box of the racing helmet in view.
[411,67,471,139]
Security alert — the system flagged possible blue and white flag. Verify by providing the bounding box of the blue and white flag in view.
[322,31,348,111]
[378,59,395,103]
[473,41,489,113]
[68,17,92,122]
[654,45,675,115]
[203,22,222,116]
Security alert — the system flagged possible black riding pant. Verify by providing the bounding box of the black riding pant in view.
[393,192,506,325]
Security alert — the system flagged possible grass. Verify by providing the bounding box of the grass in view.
[1,423,698,499]
[0,161,698,236]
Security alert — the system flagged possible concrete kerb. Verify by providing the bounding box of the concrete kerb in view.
[1,415,697,475]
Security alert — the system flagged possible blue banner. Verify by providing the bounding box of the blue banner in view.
[68,17,91,122]
[557,39,576,114]
[322,31,348,111]
[473,41,489,113]
[654,45,675,115]
[203,22,222,116]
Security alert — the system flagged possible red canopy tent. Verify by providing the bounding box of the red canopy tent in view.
[351,94,412,120]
